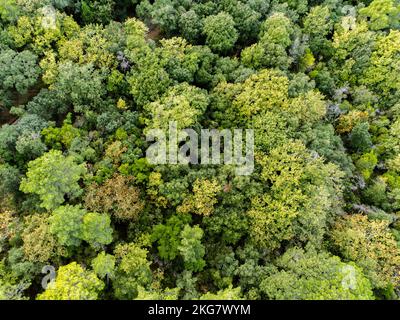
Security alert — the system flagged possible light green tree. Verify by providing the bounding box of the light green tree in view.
[49,205,86,247]
[249,140,344,250]
[20,150,86,210]
[113,243,152,300]
[92,251,116,279]
[359,0,400,31]
[144,83,209,132]
[199,285,242,300]
[37,262,104,300]
[82,212,113,249]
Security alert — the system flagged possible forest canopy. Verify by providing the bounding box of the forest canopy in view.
[0,0,400,300]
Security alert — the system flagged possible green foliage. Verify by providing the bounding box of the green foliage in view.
[80,0,114,25]
[350,122,373,153]
[7,247,36,281]
[20,150,86,210]
[330,214,400,290]
[92,251,116,279]
[361,30,400,105]
[178,225,206,272]
[1,0,400,302]
[302,123,354,175]
[42,114,81,150]
[51,61,106,113]
[135,286,180,300]
[0,260,29,300]
[0,0,19,25]
[199,285,243,300]
[260,247,374,300]
[22,214,58,263]
[49,205,85,247]
[0,114,48,162]
[158,37,200,83]
[203,12,238,54]
[249,141,344,250]
[37,262,104,300]
[259,12,293,47]
[176,270,199,300]
[303,5,333,56]
[127,56,171,107]
[151,214,192,261]
[113,243,152,300]
[49,205,113,249]
[144,83,209,131]
[0,48,40,104]
[179,10,203,43]
[82,212,113,248]
[359,0,400,31]
[24,89,69,120]
[178,179,221,216]
[355,152,378,181]
[232,68,289,118]
[0,164,21,198]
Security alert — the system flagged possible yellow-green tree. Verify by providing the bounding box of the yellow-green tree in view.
[330,214,400,290]
[37,262,104,300]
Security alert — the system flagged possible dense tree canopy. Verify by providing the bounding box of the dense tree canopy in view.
[0,0,400,301]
